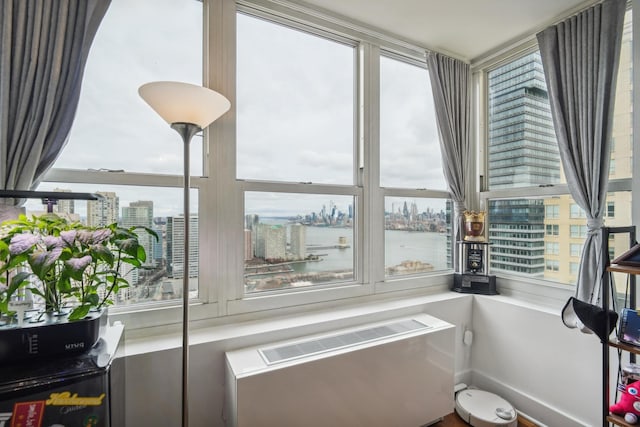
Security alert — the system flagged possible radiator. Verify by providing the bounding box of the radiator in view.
[224,313,455,427]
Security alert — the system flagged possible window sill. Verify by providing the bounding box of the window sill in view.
[121,289,467,356]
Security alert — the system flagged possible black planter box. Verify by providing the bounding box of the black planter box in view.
[0,309,106,364]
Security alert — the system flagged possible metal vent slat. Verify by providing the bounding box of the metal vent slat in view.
[259,319,430,365]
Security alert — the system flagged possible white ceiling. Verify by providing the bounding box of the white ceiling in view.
[297,0,597,61]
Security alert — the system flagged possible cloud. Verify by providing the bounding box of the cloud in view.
[41,1,448,220]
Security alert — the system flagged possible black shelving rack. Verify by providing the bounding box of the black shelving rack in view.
[601,226,637,427]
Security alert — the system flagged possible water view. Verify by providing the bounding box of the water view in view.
[245,218,449,292]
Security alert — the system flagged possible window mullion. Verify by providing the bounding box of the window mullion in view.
[205,0,239,313]
[360,42,383,286]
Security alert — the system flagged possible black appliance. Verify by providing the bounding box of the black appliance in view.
[0,323,124,427]
[452,241,498,295]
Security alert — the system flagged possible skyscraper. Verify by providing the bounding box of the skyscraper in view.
[166,215,199,279]
[87,191,119,227]
[290,224,306,260]
[122,201,154,267]
[487,52,558,276]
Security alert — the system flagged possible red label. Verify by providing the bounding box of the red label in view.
[10,401,45,427]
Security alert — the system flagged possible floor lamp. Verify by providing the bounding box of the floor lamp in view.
[139,81,230,427]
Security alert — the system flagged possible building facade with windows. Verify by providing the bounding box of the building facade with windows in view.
[487,52,558,277]
[86,191,119,227]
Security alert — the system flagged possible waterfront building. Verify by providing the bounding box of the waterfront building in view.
[290,223,306,260]
[256,223,286,260]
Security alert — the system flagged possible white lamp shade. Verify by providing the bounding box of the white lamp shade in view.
[138,81,231,129]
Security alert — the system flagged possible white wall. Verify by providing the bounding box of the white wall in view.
[122,293,473,427]
[470,295,602,427]
[120,292,605,427]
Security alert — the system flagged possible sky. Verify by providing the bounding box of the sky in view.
[30,0,447,219]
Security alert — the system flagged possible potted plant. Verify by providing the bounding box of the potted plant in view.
[0,213,156,362]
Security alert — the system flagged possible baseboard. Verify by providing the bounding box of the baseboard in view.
[517,413,542,427]
[471,370,593,427]
[454,369,472,391]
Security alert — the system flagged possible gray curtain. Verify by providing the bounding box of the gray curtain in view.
[426,52,470,270]
[0,0,111,209]
[536,0,626,332]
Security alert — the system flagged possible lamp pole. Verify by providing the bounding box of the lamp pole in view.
[171,122,201,427]
[138,81,230,427]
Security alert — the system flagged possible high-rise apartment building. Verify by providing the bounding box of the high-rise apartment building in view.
[244,229,253,261]
[166,215,199,279]
[290,224,306,260]
[152,224,164,267]
[244,214,259,259]
[86,191,119,227]
[255,224,286,260]
[52,188,75,215]
[122,201,154,267]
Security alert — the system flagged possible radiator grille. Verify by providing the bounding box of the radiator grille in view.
[259,318,431,365]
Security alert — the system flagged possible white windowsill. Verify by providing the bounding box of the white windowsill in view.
[120,277,572,358]
[122,290,469,357]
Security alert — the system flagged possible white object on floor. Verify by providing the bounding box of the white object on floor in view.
[455,388,518,427]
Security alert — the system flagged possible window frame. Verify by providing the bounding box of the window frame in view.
[35,0,453,330]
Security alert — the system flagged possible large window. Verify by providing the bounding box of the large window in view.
[29,0,631,327]
[31,0,451,325]
[236,14,355,184]
[56,0,204,175]
[379,56,444,190]
[380,55,450,278]
[24,0,204,309]
[237,13,358,293]
[482,9,633,287]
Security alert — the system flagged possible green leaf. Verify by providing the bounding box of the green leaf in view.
[7,271,31,296]
[121,257,141,268]
[115,238,139,257]
[0,239,10,259]
[28,287,46,299]
[0,300,8,315]
[91,244,114,265]
[28,248,62,280]
[131,226,159,241]
[57,275,72,293]
[68,305,91,321]
[86,293,100,306]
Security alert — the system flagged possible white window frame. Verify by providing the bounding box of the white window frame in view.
[227,2,453,314]
[32,0,454,330]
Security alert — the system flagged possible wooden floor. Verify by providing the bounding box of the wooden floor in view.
[431,412,536,427]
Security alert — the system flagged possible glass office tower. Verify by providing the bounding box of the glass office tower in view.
[487,52,559,276]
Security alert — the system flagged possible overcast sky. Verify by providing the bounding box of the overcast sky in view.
[30,0,446,219]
